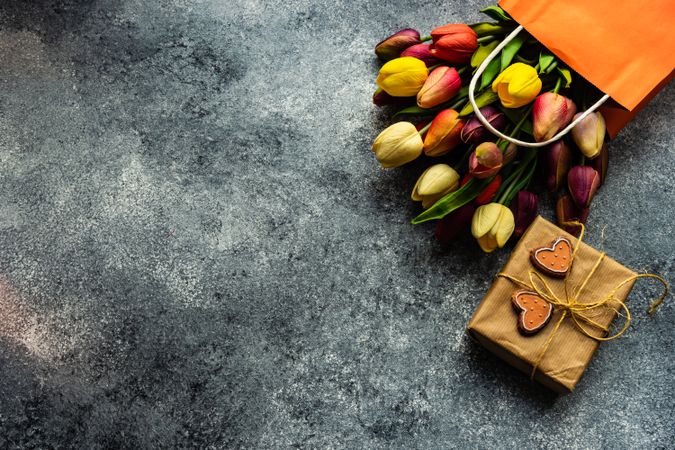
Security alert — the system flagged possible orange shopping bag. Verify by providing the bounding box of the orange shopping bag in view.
[498,0,675,138]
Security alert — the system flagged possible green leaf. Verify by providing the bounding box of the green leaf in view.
[412,177,493,224]
[480,5,512,22]
[480,57,501,90]
[471,40,499,68]
[470,22,505,37]
[557,67,572,88]
[538,50,556,74]
[500,107,534,135]
[392,105,433,119]
[459,90,498,116]
[500,34,525,71]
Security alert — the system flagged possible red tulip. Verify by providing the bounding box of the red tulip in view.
[375,29,421,61]
[532,92,576,142]
[461,174,502,205]
[435,202,477,245]
[401,44,441,66]
[417,66,461,108]
[510,190,538,237]
[423,109,464,156]
[567,166,600,208]
[429,24,478,64]
[543,140,572,191]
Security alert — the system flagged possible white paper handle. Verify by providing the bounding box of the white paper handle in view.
[468,25,609,148]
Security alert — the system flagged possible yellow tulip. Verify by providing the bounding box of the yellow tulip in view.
[376,57,428,97]
[372,121,424,168]
[411,164,460,209]
[471,203,515,253]
[571,112,606,159]
[491,63,542,108]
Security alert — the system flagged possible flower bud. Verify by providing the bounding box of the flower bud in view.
[510,190,538,237]
[435,202,476,245]
[503,142,518,165]
[556,194,590,236]
[416,67,461,109]
[375,29,421,62]
[462,174,502,205]
[571,111,606,159]
[469,142,503,179]
[471,203,515,253]
[411,164,460,209]
[400,44,440,66]
[567,166,600,208]
[492,63,542,108]
[423,109,464,157]
[376,57,429,97]
[532,92,576,142]
[372,88,414,107]
[429,24,478,64]
[460,106,506,144]
[588,143,609,186]
[543,140,572,191]
[372,122,424,168]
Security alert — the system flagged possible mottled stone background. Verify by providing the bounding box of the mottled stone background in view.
[0,0,672,448]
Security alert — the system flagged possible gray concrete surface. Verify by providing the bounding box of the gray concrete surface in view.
[0,0,673,448]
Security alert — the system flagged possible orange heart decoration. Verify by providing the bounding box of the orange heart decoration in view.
[530,236,572,278]
[511,290,553,335]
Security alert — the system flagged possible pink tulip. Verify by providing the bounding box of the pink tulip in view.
[532,92,576,142]
[417,66,461,109]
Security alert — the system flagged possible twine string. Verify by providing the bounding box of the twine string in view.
[497,221,669,379]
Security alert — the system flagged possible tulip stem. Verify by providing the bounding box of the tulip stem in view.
[477,36,496,44]
[552,77,562,94]
[418,122,432,135]
[496,103,533,147]
[496,149,536,205]
[421,35,432,42]
[449,96,468,111]
[453,145,474,172]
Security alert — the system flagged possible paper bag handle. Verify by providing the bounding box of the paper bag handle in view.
[468,25,610,148]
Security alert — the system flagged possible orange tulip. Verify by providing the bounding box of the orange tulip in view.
[429,24,478,64]
[423,109,464,156]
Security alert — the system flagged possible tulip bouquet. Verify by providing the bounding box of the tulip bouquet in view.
[370,5,611,253]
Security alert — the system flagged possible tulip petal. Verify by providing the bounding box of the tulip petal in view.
[494,207,515,247]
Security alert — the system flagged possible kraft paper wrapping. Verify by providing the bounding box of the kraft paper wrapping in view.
[467,216,636,393]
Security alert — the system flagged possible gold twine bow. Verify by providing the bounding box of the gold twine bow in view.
[497,221,669,379]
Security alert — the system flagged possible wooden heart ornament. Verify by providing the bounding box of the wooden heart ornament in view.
[511,290,553,335]
[530,236,572,278]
